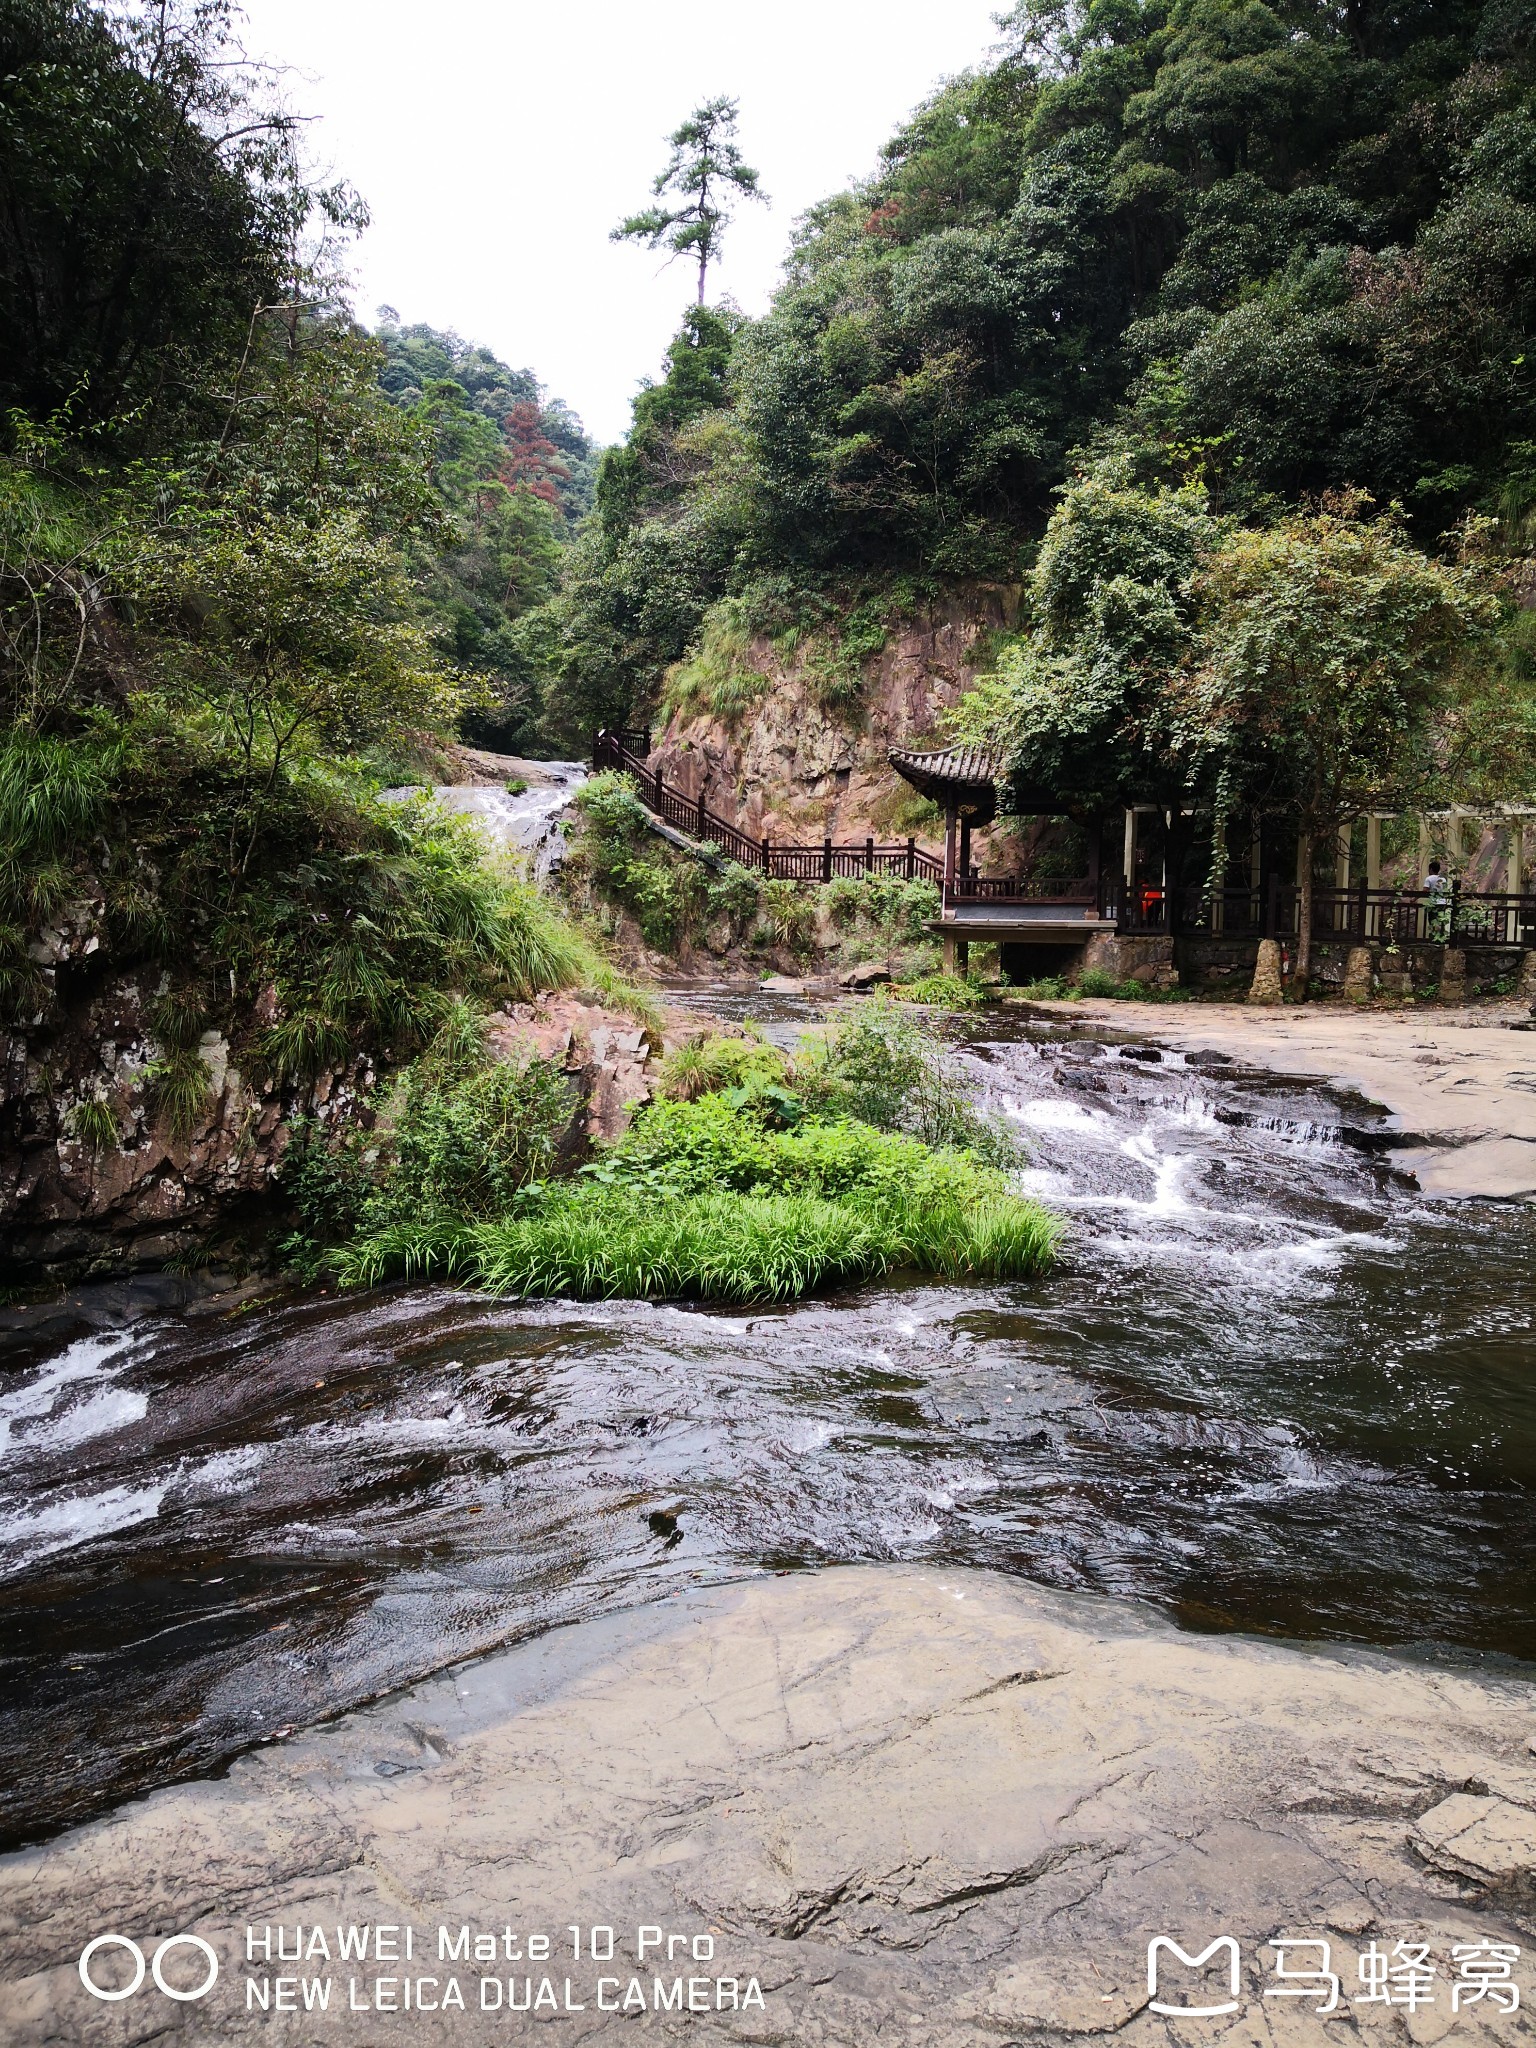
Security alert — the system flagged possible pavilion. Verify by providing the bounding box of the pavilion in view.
[888,745,1115,972]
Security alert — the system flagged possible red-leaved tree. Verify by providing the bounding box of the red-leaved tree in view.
[500,402,570,507]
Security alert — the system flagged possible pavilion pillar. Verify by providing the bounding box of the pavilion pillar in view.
[1122,806,1138,889]
[1418,815,1432,883]
[1336,824,1352,889]
[1512,816,1527,896]
[1366,815,1382,891]
[943,802,958,895]
[958,815,972,880]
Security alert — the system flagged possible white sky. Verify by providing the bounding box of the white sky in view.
[236,0,1004,445]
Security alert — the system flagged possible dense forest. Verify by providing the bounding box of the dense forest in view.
[5,0,1536,1270]
[0,0,618,1113]
[543,0,1536,830]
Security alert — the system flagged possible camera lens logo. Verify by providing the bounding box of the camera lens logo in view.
[78,1933,219,2003]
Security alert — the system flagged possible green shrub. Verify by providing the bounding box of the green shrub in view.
[367,1052,574,1226]
[328,1077,1059,1304]
[655,1033,788,1101]
[1075,967,1121,997]
[568,771,706,949]
[809,874,940,947]
[763,877,818,953]
[799,999,1016,1161]
[893,972,983,1009]
[280,1022,576,1274]
[505,777,528,796]
[703,861,763,933]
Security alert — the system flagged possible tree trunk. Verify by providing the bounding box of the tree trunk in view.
[1294,831,1313,999]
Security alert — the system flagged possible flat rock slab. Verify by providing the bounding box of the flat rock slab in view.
[2,1567,1534,2044]
[1068,1002,1536,1199]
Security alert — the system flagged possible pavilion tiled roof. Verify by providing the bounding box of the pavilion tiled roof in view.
[887,745,1002,796]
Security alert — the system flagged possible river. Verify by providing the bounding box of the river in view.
[2,998,1533,1852]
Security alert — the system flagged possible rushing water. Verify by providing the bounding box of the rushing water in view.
[2,1004,1535,1850]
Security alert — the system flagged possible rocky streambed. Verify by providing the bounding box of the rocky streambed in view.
[2,1004,1535,2042]
[4,1565,1534,2045]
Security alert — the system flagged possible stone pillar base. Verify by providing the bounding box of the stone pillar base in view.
[1248,939,1284,1005]
[1520,950,1536,1003]
[1343,944,1374,1004]
[1439,946,1467,1004]
[941,930,957,974]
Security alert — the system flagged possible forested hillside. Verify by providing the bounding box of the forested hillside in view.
[0,0,626,1275]
[372,318,595,749]
[543,0,1536,757]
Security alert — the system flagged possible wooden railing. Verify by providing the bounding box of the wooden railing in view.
[592,735,1536,941]
[1114,878,1536,943]
[950,874,1099,903]
[593,730,945,884]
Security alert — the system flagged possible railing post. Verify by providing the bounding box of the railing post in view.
[1266,870,1280,940]
[822,838,832,883]
[864,836,874,874]
[1356,878,1368,940]
[906,836,915,880]
[1450,877,1461,944]
[696,790,707,838]
[761,835,771,873]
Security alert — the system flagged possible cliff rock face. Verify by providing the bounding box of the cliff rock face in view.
[2,959,657,1283]
[648,587,1018,846]
[0,960,371,1282]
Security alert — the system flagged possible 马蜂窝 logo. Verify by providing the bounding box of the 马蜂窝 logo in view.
[78,1933,219,2002]
[1146,1937,1240,2017]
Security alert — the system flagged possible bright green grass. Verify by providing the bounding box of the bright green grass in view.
[333,1176,1060,1304]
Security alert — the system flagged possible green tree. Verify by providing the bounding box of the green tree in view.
[1180,504,1497,993]
[951,462,1221,818]
[612,95,766,304]
[0,0,362,427]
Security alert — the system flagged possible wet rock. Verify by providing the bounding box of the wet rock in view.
[3,1567,1532,2045]
[759,974,806,994]
[487,997,654,1146]
[839,963,892,989]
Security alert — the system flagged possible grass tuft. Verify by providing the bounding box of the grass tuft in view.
[656,1032,788,1102]
[147,1048,212,1138]
[67,1093,120,1152]
[891,972,984,1009]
